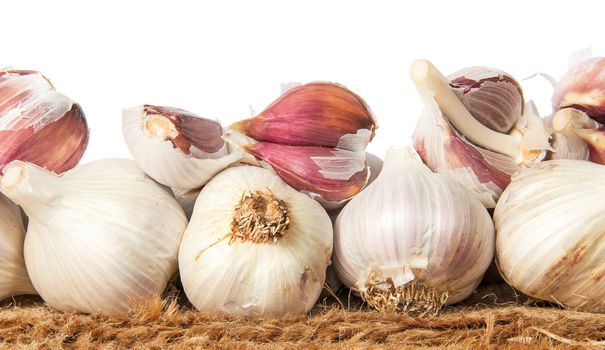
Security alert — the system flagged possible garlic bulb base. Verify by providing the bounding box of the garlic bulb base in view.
[231,190,290,243]
[360,279,447,315]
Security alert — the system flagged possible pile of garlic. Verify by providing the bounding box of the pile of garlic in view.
[4,50,605,319]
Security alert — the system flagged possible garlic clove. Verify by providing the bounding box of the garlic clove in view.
[242,142,369,203]
[123,105,244,189]
[230,82,377,150]
[449,67,524,133]
[494,159,605,312]
[552,57,605,123]
[0,193,36,300]
[179,165,333,316]
[0,70,88,173]
[333,145,494,313]
[0,159,188,315]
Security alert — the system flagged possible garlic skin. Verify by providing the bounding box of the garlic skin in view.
[0,159,187,315]
[172,187,201,219]
[0,193,35,300]
[548,108,598,161]
[411,60,551,207]
[333,146,494,313]
[0,70,88,173]
[179,165,333,316]
[552,57,605,123]
[123,105,243,190]
[495,159,605,312]
[229,82,377,208]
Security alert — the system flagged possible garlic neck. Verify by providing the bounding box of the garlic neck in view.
[0,161,63,216]
[230,190,290,244]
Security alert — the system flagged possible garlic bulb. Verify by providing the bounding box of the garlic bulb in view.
[0,193,35,300]
[333,146,494,313]
[494,159,605,312]
[229,82,378,208]
[123,105,243,189]
[411,60,551,207]
[179,165,333,316]
[0,159,187,314]
[0,69,88,173]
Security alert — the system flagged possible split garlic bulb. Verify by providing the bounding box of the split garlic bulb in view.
[179,165,333,316]
[334,146,494,313]
[495,159,605,312]
[0,193,35,300]
[123,105,243,190]
[0,159,187,314]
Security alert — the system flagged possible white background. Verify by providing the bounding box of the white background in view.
[2,0,604,162]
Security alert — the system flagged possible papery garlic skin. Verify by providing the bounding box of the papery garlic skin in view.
[0,159,187,315]
[123,105,243,189]
[553,57,605,123]
[0,193,35,300]
[0,70,88,173]
[334,146,494,313]
[179,165,333,316]
[495,160,605,312]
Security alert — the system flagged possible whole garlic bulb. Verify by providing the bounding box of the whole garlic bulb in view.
[334,146,494,313]
[495,159,605,312]
[123,105,243,189]
[0,193,35,300]
[0,159,187,314]
[179,165,333,316]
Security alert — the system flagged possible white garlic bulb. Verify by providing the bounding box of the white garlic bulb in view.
[495,159,605,312]
[123,105,243,190]
[179,165,333,316]
[334,146,494,313]
[0,159,187,315]
[0,193,35,300]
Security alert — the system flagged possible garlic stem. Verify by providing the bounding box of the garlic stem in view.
[552,108,598,132]
[410,60,520,161]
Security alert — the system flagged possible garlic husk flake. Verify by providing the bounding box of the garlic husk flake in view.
[179,165,333,316]
[333,146,494,314]
[494,159,605,312]
[0,159,188,314]
[0,193,35,300]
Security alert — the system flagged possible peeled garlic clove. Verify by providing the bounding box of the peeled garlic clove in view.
[243,142,368,204]
[123,105,243,189]
[411,60,551,207]
[494,159,605,312]
[334,146,495,314]
[552,57,605,123]
[179,165,332,316]
[0,159,188,315]
[449,67,523,133]
[0,193,36,300]
[0,70,88,173]
[231,82,377,149]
